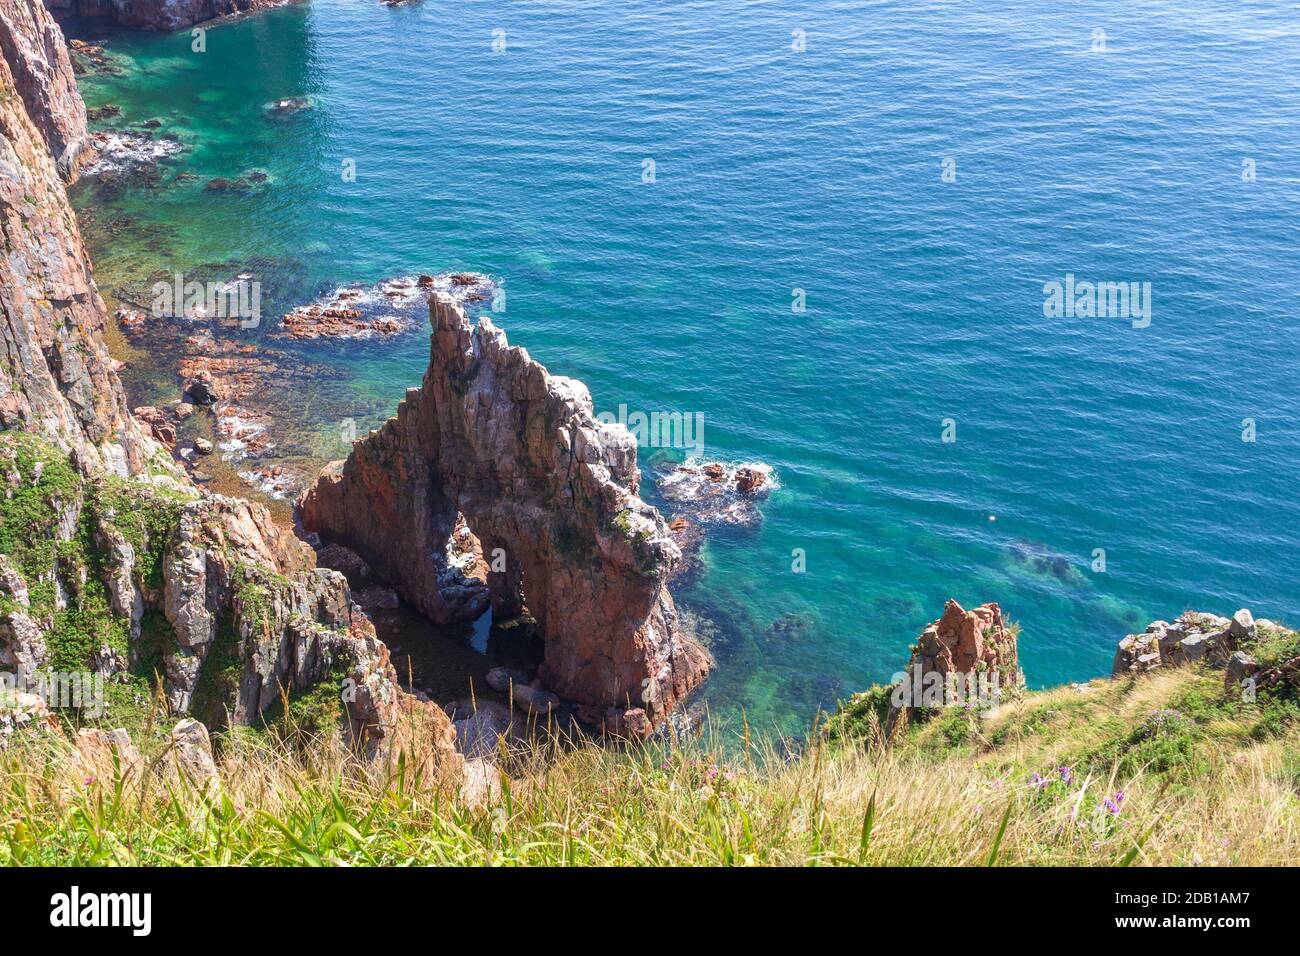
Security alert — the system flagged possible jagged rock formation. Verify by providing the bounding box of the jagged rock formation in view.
[1113,607,1300,701]
[44,0,299,32]
[156,490,374,723]
[914,599,1019,681]
[0,8,458,775]
[824,598,1022,743]
[1112,609,1253,676]
[889,599,1020,721]
[0,0,88,178]
[300,297,711,736]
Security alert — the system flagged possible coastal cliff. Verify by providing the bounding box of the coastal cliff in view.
[0,4,457,776]
[300,297,711,736]
[0,0,141,474]
[0,0,87,178]
[0,2,1295,869]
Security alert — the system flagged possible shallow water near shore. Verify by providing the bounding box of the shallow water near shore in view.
[68,0,1300,735]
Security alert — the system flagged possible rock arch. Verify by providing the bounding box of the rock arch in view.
[299,297,709,735]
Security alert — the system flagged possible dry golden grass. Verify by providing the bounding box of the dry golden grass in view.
[2,661,1297,866]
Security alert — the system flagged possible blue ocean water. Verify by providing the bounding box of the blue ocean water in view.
[72,0,1300,733]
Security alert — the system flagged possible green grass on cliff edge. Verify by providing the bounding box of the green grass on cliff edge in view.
[3,431,1298,865]
[2,642,1298,865]
[0,432,193,675]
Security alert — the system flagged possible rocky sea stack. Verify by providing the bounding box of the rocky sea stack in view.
[300,297,711,737]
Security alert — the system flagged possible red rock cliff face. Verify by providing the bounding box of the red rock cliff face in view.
[300,298,711,736]
[0,0,87,178]
[43,0,300,31]
[0,4,150,474]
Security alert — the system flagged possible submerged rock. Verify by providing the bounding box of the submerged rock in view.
[81,130,183,179]
[1006,539,1086,585]
[115,307,147,330]
[205,176,249,192]
[266,95,311,117]
[237,466,294,499]
[204,172,268,193]
[67,38,120,77]
[665,515,705,582]
[183,378,218,407]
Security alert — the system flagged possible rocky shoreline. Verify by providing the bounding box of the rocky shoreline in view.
[1,4,728,753]
[68,65,502,506]
[826,597,1300,758]
[6,1,1295,811]
[111,307,343,500]
[107,269,498,501]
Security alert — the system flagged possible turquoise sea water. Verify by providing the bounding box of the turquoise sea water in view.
[70,0,1300,734]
